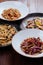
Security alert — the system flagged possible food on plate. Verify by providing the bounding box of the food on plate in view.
[21,37,43,55]
[0,24,17,46]
[26,18,43,30]
[2,8,21,20]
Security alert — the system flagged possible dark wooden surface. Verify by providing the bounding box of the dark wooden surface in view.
[0,45,43,65]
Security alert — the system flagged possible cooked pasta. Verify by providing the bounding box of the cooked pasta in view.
[2,8,21,20]
[26,18,43,30]
[0,24,17,45]
[21,37,43,55]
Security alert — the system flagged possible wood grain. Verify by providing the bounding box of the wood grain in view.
[0,0,17,2]
[0,45,43,65]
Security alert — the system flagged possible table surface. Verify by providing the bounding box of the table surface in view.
[0,0,43,65]
[0,45,43,65]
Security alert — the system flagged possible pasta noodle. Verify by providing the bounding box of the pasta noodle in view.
[0,24,17,46]
[2,8,21,21]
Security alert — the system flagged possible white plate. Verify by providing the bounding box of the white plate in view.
[20,16,43,30]
[12,29,43,58]
[0,1,29,21]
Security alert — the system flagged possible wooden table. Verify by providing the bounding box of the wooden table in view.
[0,45,43,65]
[0,0,43,65]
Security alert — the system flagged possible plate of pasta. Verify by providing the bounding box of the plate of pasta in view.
[0,1,29,21]
[0,24,17,47]
[12,29,43,58]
